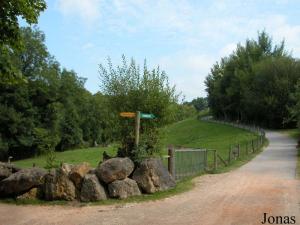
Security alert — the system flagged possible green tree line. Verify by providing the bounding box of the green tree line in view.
[205,31,300,129]
[0,27,118,160]
[0,26,196,160]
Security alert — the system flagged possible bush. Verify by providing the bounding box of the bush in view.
[99,56,179,161]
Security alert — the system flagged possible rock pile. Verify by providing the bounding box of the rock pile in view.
[0,157,175,202]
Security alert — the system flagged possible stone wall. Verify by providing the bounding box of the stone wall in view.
[0,158,176,202]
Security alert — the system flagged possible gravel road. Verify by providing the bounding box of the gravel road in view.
[0,130,299,225]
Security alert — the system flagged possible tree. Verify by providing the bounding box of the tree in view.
[205,31,299,128]
[0,0,46,48]
[0,0,46,84]
[289,66,300,132]
[185,97,208,111]
[99,56,178,161]
[0,27,117,160]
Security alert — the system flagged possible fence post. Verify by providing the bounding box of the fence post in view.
[251,139,254,153]
[228,146,232,164]
[168,145,175,178]
[204,149,208,170]
[8,156,12,164]
[246,142,248,155]
[237,144,240,158]
[213,149,217,171]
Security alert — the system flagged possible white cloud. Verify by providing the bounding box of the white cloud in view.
[235,14,300,57]
[103,0,195,34]
[53,0,300,99]
[56,0,101,25]
[157,53,215,100]
[82,42,95,50]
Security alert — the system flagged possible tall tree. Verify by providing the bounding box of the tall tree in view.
[0,0,46,48]
[0,27,116,160]
[0,0,46,84]
[205,31,299,128]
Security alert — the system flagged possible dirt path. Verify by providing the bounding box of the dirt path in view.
[0,131,299,225]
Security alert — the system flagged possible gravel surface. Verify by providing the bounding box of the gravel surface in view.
[0,130,299,225]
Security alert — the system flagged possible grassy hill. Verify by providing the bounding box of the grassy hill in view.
[14,118,258,168]
[162,118,257,151]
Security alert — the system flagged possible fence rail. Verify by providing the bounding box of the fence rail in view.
[163,118,266,181]
[201,116,265,136]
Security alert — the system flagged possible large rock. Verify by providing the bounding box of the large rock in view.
[80,174,107,202]
[0,162,21,181]
[43,167,76,201]
[69,162,91,189]
[96,157,134,183]
[61,163,74,175]
[108,178,141,199]
[16,187,42,200]
[0,167,46,197]
[132,158,176,194]
[0,165,11,181]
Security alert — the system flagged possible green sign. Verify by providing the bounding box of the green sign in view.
[140,113,155,119]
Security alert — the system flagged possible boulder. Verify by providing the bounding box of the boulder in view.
[0,162,21,181]
[16,187,42,200]
[69,162,91,189]
[61,163,74,175]
[43,167,76,201]
[0,165,11,181]
[80,174,107,202]
[96,157,134,183]
[108,178,141,199]
[132,158,176,194]
[0,167,46,197]
[88,168,96,174]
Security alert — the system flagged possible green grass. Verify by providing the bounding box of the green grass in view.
[281,129,300,178]
[14,118,260,169]
[14,145,118,168]
[162,118,259,159]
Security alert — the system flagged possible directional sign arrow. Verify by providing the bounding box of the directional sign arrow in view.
[140,113,155,119]
[120,112,136,118]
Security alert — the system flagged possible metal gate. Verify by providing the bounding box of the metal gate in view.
[172,148,207,181]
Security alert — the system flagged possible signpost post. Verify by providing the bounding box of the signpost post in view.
[135,111,140,147]
[120,111,155,148]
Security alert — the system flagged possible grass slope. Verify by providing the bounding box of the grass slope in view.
[14,118,258,169]
[14,146,117,168]
[162,118,258,159]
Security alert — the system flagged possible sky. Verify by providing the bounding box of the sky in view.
[34,0,300,101]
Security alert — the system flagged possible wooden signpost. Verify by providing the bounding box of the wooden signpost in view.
[119,112,136,118]
[120,111,155,147]
[135,111,140,147]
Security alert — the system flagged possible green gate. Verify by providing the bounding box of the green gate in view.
[174,148,207,180]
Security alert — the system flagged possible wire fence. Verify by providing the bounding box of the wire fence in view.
[162,117,266,181]
[201,116,265,136]
[174,148,206,180]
